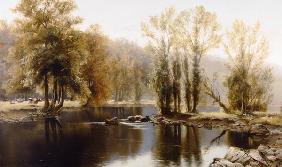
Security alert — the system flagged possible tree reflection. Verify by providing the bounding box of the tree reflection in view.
[44,117,63,144]
[42,118,144,166]
[225,131,264,149]
[154,126,182,166]
[182,126,202,166]
[153,125,202,166]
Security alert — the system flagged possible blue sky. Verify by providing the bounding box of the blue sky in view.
[1,0,282,65]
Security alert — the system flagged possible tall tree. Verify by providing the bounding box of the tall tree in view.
[142,7,177,115]
[172,54,181,113]
[81,25,111,106]
[175,6,221,113]
[11,0,87,114]
[0,20,14,98]
[224,20,272,114]
[132,62,143,102]
[108,39,150,102]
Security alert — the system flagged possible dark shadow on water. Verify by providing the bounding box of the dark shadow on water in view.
[153,125,182,166]
[44,118,63,144]
[226,131,268,149]
[182,126,202,167]
[153,125,202,167]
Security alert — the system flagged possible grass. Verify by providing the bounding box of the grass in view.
[0,100,82,112]
[0,99,155,112]
[253,116,282,126]
[189,111,238,121]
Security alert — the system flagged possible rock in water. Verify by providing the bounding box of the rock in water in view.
[140,116,150,122]
[127,116,136,122]
[105,117,119,125]
[134,115,143,121]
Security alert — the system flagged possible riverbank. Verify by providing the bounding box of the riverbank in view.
[150,112,282,167]
[152,112,282,142]
[0,100,155,123]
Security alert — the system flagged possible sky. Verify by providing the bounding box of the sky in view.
[1,0,282,66]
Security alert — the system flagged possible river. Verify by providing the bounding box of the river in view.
[0,106,267,167]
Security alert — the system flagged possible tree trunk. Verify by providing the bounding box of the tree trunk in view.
[191,52,201,113]
[173,83,177,113]
[50,77,58,109]
[177,93,181,113]
[44,74,49,109]
[58,84,61,104]
[55,85,64,115]
[204,81,231,114]
[192,92,198,113]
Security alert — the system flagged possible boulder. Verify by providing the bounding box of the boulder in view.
[225,147,250,164]
[249,149,267,166]
[210,158,244,167]
[276,150,282,160]
[233,162,244,167]
[134,115,143,121]
[271,129,282,135]
[140,116,150,122]
[266,155,277,161]
[105,117,119,125]
[128,115,150,122]
[127,116,136,122]
[249,124,270,136]
[276,138,282,145]
[258,145,269,155]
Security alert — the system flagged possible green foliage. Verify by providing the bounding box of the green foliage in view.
[142,7,176,114]
[10,0,87,113]
[176,6,221,113]
[224,20,273,114]
[142,6,220,114]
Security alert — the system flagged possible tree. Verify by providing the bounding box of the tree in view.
[224,20,272,114]
[81,25,111,106]
[108,39,150,102]
[142,7,177,115]
[110,48,133,101]
[0,20,14,99]
[181,56,191,112]
[11,0,87,114]
[132,62,143,102]
[171,54,181,112]
[203,74,230,113]
[175,6,221,113]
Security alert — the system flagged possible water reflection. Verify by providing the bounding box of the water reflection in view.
[61,107,145,123]
[0,107,269,167]
[183,126,202,167]
[44,118,63,144]
[226,131,268,149]
[154,126,182,166]
[153,126,202,167]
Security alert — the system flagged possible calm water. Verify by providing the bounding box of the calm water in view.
[0,107,268,167]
